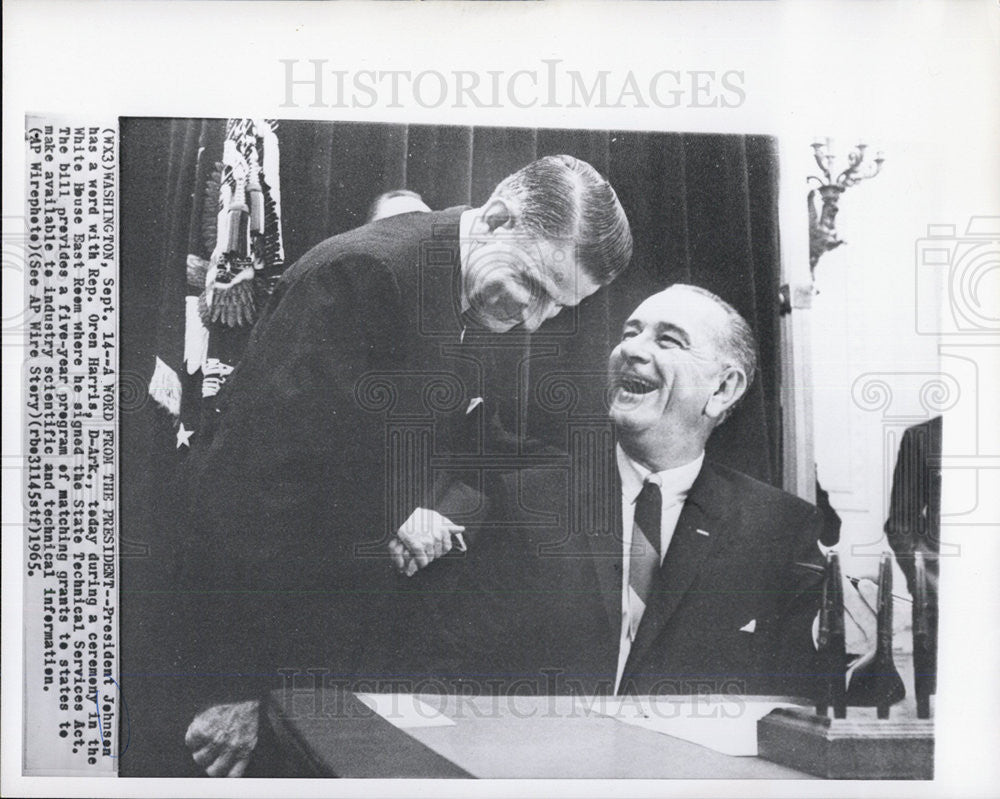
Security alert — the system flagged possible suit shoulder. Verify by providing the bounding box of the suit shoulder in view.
[907,415,942,437]
[279,208,458,288]
[278,235,393,288]
[708,462,819,523]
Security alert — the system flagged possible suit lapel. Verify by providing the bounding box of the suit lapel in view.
[623,462,734,678]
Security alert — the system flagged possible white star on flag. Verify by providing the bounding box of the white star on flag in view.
[176,423,194,449]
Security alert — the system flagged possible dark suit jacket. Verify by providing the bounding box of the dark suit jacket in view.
[379,442,826,699]
[174,208,507,711]
[884,415,941,690]
[884,415,942,594]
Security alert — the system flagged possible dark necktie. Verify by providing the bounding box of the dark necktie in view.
[628,477,662,640]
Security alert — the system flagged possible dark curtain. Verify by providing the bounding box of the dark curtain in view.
[250,120,781,479]
[119,119,782,775]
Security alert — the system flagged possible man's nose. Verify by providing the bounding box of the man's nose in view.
[522,301,560,332]
[619,334,651,362]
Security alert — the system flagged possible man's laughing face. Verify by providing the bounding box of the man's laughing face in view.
[608,287,732,437]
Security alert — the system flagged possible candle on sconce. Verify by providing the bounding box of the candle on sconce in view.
[806,137,886,274]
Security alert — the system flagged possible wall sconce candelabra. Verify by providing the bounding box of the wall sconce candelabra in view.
[808,138,885,274]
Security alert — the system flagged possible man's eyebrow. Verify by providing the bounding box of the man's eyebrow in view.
[653,321,690,345]
[527,267,558,296]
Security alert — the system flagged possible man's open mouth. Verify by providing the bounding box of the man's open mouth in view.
[616,375,658,395]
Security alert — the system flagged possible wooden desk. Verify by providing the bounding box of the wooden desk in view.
[266,689,813,779]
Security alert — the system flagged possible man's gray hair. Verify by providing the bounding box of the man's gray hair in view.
[671,284,758,419]
[491,154,633,286]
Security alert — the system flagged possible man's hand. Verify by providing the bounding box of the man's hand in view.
[184,699,259,777]
[389,507,465,576]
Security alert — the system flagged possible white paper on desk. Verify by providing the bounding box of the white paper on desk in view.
[581,695,802,756]
[354,693,456,729]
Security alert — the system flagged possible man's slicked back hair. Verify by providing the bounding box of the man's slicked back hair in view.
[491,154,633,286]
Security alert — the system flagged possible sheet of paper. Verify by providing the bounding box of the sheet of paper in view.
[581,696,803,757]
[354,693,456,729]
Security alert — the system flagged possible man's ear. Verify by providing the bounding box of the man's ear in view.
[480,196,517,234]
[704,366,748,421]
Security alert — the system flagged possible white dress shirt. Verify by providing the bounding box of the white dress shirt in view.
[614,445,705,694]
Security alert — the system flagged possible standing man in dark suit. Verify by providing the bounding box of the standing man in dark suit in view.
[389,284,826,698]
[885,415,942,695]
[176,155,633,776]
